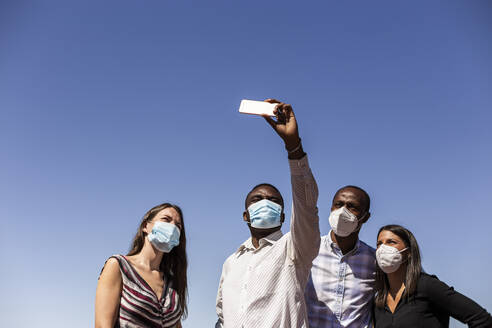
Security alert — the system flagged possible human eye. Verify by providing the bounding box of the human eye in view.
[251,196,262,202]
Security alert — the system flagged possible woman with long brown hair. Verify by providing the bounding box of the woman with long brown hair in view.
[373,224,492,328]
[95,203,188,328]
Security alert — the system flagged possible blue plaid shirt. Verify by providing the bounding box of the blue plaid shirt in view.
[304,231,376,328]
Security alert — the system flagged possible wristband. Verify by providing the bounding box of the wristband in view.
[286,138,302,154]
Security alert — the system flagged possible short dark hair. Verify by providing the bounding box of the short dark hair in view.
[334,185,371,212]
[245,183,283,209]
[375,225,423,308]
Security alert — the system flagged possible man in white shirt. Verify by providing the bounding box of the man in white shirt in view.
[215,99,320,328]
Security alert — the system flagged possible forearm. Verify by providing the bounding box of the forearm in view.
[262,99,320,261]
[467,309,492,328]
[425,276,492,327]
[289,153,320,263]
[458,297,492,328]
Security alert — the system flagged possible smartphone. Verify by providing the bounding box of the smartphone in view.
[238,99,277,116]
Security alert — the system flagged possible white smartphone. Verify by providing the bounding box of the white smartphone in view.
[238,99,277,116]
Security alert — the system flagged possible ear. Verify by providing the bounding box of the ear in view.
[243,211,250,223]
[280,212,285,224]
[360,211,371,224]
[143,220,153,235]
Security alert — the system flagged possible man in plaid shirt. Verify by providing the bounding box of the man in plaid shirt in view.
[304,185,376,328]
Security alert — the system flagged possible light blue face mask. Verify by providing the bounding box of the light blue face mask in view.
[147,221,181,253]
[247,199,283,229]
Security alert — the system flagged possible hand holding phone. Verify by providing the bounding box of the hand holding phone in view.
[239,98,303,158]
[263,99,301,152]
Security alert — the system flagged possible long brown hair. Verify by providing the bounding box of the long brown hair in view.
[375,224,422,308]
[127,203,188,318]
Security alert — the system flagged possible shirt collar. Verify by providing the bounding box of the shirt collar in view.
[326,229,361,256]
[261,229,283,244]
[236,238,254,254]
[235,230,283,256]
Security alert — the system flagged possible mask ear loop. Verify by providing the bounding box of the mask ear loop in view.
[354,211,369,232]
[399,247,410,266]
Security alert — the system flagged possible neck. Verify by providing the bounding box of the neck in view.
[135,240,165,271]
[249,226,280,249]
[330,230,358,254]
[386,264,407,295]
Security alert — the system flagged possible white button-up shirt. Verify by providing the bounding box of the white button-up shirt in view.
[216,155,320,328]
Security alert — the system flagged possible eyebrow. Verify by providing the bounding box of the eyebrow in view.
[250,194,264,198]
[159,215,181,224]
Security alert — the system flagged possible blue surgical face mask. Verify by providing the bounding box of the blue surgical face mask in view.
[147,221,181,253]
[247,199,282,229]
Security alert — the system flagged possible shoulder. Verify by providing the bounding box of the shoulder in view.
[99,255,123,283]
[105,254,125,269]
[314,235,330,253]
[417,272,450,295]
[320,234,330,244]
[419,272,441,285]
[104,254,125,270]
[358,239,376,254]
[224,252,236,264]
[105,257,120,267]
[221,251,240,272]
[356,239,376,261]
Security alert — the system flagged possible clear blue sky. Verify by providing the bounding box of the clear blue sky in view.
[1,1,491,327]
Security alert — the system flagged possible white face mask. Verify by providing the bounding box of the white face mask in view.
[376,244,408,273]
[328,207,364,237]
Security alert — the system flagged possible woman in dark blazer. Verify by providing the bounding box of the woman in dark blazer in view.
[373,224,492,328]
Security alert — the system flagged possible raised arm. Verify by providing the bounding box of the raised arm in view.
[263,99,320,265]
[95,258,122,328]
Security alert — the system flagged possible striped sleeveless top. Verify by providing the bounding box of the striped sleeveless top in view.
[106,254,182,328]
